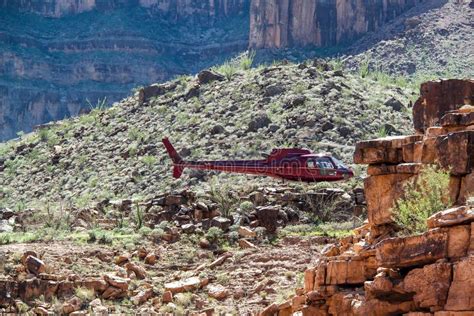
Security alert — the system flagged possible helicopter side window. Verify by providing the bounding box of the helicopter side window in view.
[306,159,317,169]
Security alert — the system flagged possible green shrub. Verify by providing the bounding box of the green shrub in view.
[239,200,254,213]
[213,61,237,80]
[150,228,165,242]
[133,202,144,230]
[393,166,451,235]
[142,155,157,169]
[75,287,95,302]
[239,51,255,70]
[206,227,223,243]
[208,177,239,217]
[359,57,370,78]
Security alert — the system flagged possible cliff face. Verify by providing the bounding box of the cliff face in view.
[0,0,248,19]
[249,0,420,48]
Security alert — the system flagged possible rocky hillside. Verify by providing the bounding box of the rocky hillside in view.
[344,0,474,77]
[0,60,414,210]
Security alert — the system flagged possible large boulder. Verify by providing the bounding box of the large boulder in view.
[444,256,474,311]
[248,113,272,132]
[459,172,474,204]
[364,173,415,226]
[197,70,225,84]
[376,228,448,268]
[354,135,423,165]
[413,79,474,133]
[436,131,474,175]
[255,206,279,233]
[427,206,474,228]
[401,261,452,310]
[440,111,474,127]
[137,82,178,104]
[321,256,375,285]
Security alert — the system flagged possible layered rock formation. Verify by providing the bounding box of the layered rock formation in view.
[265,79,474,315]
[249,0,420,48]
[0,1,250,140]
[0,0,248,19]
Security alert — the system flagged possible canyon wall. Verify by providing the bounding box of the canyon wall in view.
[0,0,248,19]
[0,1,250,140]
[249,0,420,48]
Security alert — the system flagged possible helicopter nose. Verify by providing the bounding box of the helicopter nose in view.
[345,169,354,178]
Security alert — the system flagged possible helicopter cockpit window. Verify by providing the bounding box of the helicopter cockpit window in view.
[316,158,335,169]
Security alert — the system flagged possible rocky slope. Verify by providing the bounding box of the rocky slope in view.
[262,79,474,315]
[344,0,474,77]
[0,60,414,209]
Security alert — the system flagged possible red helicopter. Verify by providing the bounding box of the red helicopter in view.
[162,138,354,182]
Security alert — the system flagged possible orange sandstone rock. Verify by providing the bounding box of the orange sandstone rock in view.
[376,229,448,268]
[364,173,414,225]
[444,256,474,311]
[401,261,452,310]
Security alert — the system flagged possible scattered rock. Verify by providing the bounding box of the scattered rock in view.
[162,290,173,303]
[197,70,225,84]
[384,97,405,112]
[238,226,256,238]
[164,277,206,294]
[239,239,257,249]
[248,113,272,132]
[207,284,229,300]
[321,121,334,131]
[144,253,157,265]
[25,255,46,275]
[103,274,129,290]
[62,296,82,314]
[131,288,153,305]
[210,216,232,231]
[264,84,285,97]
[125,262,147,280]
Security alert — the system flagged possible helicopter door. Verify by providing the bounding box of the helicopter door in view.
[316,157,337,177]
[291,160,301,177]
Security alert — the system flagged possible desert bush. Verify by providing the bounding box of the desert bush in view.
[239,200,254,213]
[208,177,239,217]
[213,61,237,80]
[393,166,451,235]
[359,57,370,78]
[149,228,165,242]
[206,227,223,243]
[75,287,95,302]
[239,51,255,70]
[142,155,157,169]
[133,202,144,230]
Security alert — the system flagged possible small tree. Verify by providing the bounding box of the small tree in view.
[393,166,451,235]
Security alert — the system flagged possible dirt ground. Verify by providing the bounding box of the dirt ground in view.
[0,234,331,315]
